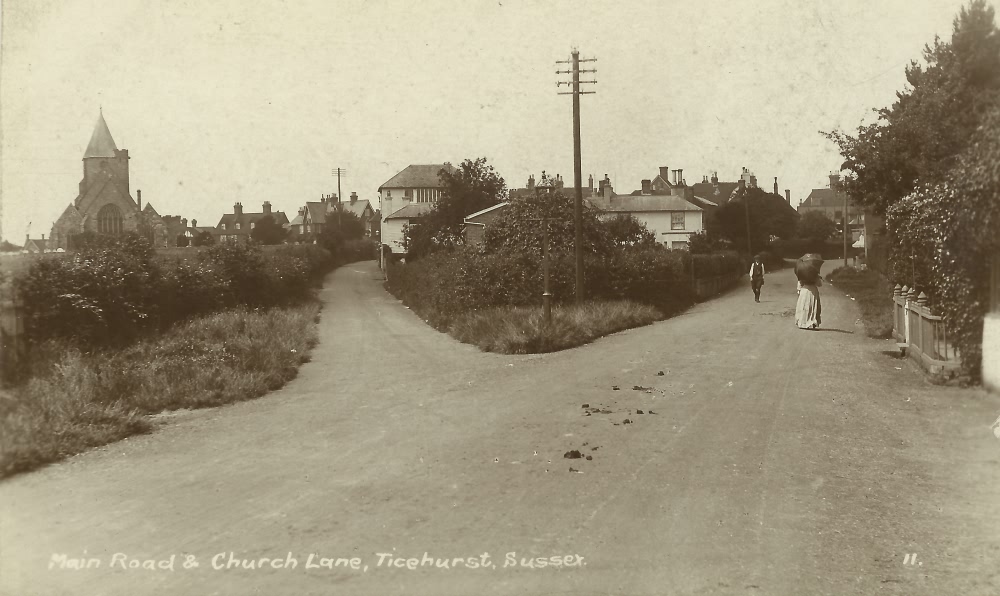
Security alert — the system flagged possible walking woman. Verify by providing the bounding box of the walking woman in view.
[794,254,823,329]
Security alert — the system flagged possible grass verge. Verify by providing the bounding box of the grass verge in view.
[447,300,662,354]
[826,266,895,339]
[0,302,320,478]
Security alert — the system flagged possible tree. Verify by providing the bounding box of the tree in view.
[824,1,1000,214]
[405,157,508,259]
[482,190,612,256]
[250,215,287,245]
[797,211,837,243]
[0,240,22,252]
[603,214,656,248]
[192,230,215,247]
[328,207,366,240]
[713,187,798,255]
[687,230,731,255]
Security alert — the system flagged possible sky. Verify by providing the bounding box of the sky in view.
[0,0,966,242]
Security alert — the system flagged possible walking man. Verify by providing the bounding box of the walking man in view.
[749,255,765,302]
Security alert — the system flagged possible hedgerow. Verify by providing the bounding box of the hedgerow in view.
[386,246,739,329]
[884,104,1000,379]
[14,235,335,351]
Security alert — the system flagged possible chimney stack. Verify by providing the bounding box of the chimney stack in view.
[350,192,358,203]
[588,174,594,190]
[181,218,187,227]
[785,189,790,204]
[829,173,841,189]
[641,179,652,194]
[711,171,719,185]
[527,174,535,190]
[677,169,684,186]
[774,177,779,196]
[659,166,670,181]
[192,218,197,228]
[137,189,142,211]
[263,201,272,215]
[234,202,243,216]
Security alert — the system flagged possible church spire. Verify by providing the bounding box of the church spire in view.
[83,110,119,158]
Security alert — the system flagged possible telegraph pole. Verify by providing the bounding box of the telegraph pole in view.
[332,168,346,228]
[557,49,596,304]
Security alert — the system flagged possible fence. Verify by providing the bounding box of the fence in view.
[892,284,960,376]
[693,272,742,300]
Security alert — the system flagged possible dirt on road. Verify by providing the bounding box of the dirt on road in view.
[2,261,999,596]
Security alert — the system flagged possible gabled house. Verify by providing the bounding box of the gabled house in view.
[215,201,289,243]
[22,235,49,253]
[378,163,456,261]
[335,192,377,236]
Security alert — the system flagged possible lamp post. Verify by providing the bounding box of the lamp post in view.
[532,181,554,324]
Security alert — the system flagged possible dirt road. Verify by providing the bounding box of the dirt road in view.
[3,261,999,596]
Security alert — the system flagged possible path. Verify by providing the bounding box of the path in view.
[2,262,999,596]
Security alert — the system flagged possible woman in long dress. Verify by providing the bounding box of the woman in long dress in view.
[794,253,823,329]
[795,277,822,329]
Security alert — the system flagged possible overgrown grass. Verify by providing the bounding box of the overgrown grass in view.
[826,266,895,339]
[0,302,320,478]
[447,300,662,354]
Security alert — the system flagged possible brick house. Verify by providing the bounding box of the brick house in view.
[215,201,290,243]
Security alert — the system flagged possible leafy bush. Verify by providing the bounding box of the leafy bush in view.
[386,245,740,329]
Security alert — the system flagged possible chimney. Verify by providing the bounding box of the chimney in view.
[181,218,187,227]
[703,175,709,183]
[263,201,272,215]
[659,166,670,181]
[774,177,779,196]
[739,179,746,193]
[588,174,594,190]
[785,189,790,204]
[320,195,327,204]
[41,234,45,240]
[350,192,358,203]
[234,202,243,216]
[527,174,535,189]
[829,173,841,189]
[711,171,719,184]
[671,170,678,185]
[192,218,197,228]
[641,179,652,194]
[677,169,684,186]
[137,189,142,211]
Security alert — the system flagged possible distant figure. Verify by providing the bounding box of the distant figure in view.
[794,253,824,329]
[748,255,765,303]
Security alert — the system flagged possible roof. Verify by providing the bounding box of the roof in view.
[799,188,846,207]
[587,194,702,212]
[216,210,290,231]
[24,238,48,251]
[690,195,719,209]
[84,111,119,158]
[464,202,508,223]
[385,203,435,220]
[143,202,160,217]
[690,181,740,203]
[379,164,456,190]
[288,214,304,226]
[305,202,327,225]
[336,199,374,218]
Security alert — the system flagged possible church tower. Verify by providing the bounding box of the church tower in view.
[79,110,130,199]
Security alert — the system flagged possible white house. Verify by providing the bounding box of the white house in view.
[587,194,707,249]
[378,163,455,263]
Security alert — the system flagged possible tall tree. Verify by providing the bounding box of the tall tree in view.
[405,157,508,259]
[713,187,798,254]
[825,1,1000,214]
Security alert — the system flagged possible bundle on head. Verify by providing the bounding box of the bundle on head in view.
[795,253,823,284]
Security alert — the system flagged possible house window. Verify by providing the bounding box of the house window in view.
[236,223,241,230]
[386,190,392,198]
[671,241,689,250]
[671,212,685,230]
[250,222,255,229]
[404,189,413,200]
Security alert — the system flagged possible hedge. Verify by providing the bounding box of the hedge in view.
[386,247,740,329]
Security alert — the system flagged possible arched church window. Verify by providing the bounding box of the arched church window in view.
[97,204,124,236]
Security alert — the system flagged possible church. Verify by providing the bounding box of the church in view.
[49,111,173,250]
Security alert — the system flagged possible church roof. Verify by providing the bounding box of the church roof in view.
[84,111,119,158]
